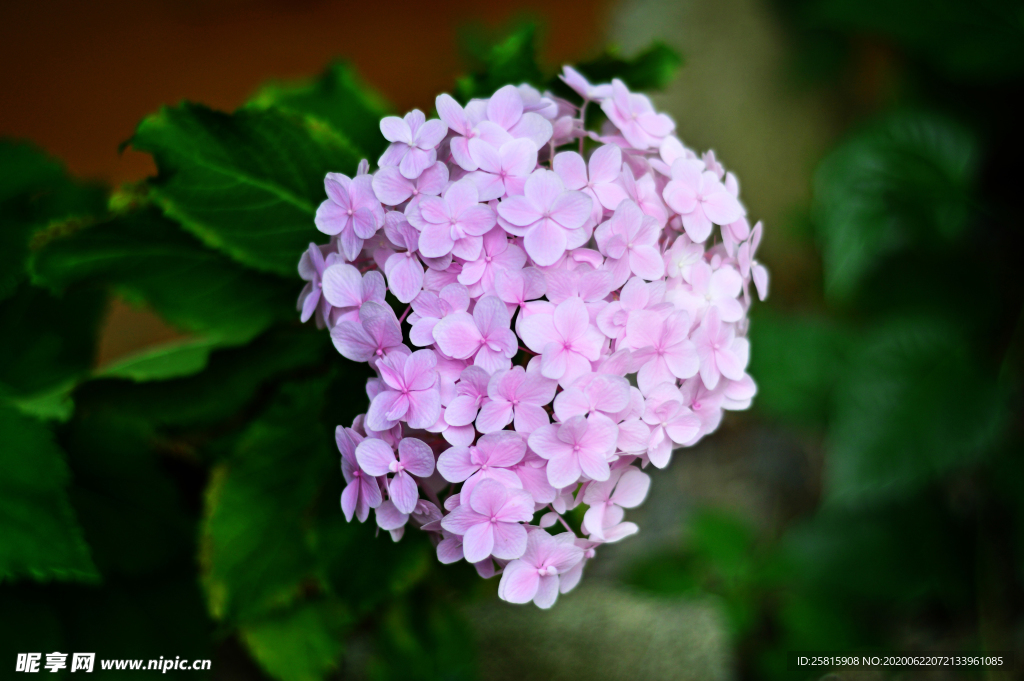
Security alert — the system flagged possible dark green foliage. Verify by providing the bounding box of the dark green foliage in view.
[456,22,546,102]
[131,103,363,276]
[569,41,683,92]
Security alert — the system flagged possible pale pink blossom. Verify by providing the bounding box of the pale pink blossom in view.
[458,228,526,296]
[444,365,491,427]
[595,199,666,286]
[553,146,629,226]
[330,301,404,363]
[553,372,632,422]
[582,467,650,540]
[437,430,527,488]
[600,79,675,150]
[626,310,700,394]
[381,212,424,303]
[338,426,382,522]
[321,262,386,326]
[692,307,750,390]
[315,172,385,260]
[476,365,557,434]
[484,85,554,149]
[372,160,448,207]
[432,295,517,372]
[297,243,341,326]
[408,284,469,347]
[641,384,701,467]
[560,66,612,101]
[663,159,744,242]
[356,437,435,514]
[378,109,448,179]
[496,169,593,266]
[366,349,441,431]
[528,413,618,488]
[467,138,537,201]
[498,530,584,608]
[519,297,605,387]
[669,260,745,324]
[738,221,769,301]
[441,479,534,563]
[418,179,497,260]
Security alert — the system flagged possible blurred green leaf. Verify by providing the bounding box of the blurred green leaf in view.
[456,23,545,102]
[95,336,234,382]
[748,311,851,426]
[0,283,106,398]
[239,600,350,681]
[0,403,98,583]
[249,61,392,159]
[0,140,106,300]
[200,376,334,622]
[807,0,1024,81]
[131,103,361,275]
[826,318,1006,503]
[813,111,976,300]
[32,209,295,355]
[74,326,331,429]
[570,41,683,92]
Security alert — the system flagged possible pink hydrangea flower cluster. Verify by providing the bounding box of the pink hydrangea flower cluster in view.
[298,67,768,609]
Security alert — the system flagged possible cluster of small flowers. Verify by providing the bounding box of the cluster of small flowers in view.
[297,67,768,608]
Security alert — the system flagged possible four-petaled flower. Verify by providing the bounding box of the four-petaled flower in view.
[378,109,448,179]
[366,349,441,431]
[441,479,535,563]
[417,179,497,260]
[498,530,584,609]
[355,437,435,514]
[496,169,593,267]
[315,172,385,261]
[528,413,619,488]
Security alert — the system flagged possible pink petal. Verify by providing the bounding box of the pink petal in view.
[375,500,409,531]
[545,450,582,489]
[384,253,424,304]
[524,169,564,211]
[380,116,412,144]
[432,311,482,359]
[509,113,553,148]
[498,560,540,604]
[552,151,588,190]
[372,166,414,206]
[415,119,448,149]
[524,219,568,267]
[701,187,744,226]
[403,349,438,391]
[398,437,435,477]
[435,94,468,134]
[487,85,524,130]
[491,521,528,560]
[468,138,502,174]
[404,389,441,429]
[502,139,539,177]
[629,245,666,280]
[611,468,650,507]
[457,205,498,237]
[480,431,527,467]
[518,311,557,354]
[496,195,541,227]
[418,223,455,258]
[475,401,513,433]
[355,438,395,477]
[399,147,435,180]
[341,481,360,522]
[589,144,623,183]
[549,190,593,231]
[462,522,495,563]
[437,445,477,482]
[389,470,419,514]
[513,404,549,433]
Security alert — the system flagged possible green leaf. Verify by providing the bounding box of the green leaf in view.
[812,111,976,300]
[74,326,331,428]
[239,600,350,681]
[96,336,235,382]
[131,103,362,275]
[747,311,851,426]
[32,208,295,348]
[249,61,392,159]
[0,403,98,583]
[569,41,683,92]
[0,140,107,300]
[200,376,335,622]
[456,22,545,102]
[0,283,106,398]
[826,318,1006,503]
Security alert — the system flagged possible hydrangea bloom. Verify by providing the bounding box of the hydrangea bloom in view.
[298,67,767,608]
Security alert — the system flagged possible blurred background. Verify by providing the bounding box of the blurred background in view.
[2,0,1022,679]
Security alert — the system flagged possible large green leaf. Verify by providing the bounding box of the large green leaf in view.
[0,140,106,300]
[0,403,98,583]
[131,103,362,275]
[568,42,683,93]
[826,318,1006,503]
[812,112,976,300]
[0,283,106,398]
[239,600,350,681]
[249,61,392,159]
[32,208,295,351]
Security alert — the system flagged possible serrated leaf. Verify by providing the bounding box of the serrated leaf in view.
[826,318,1006,503]
[0,283,106,398]
[456,23,545,102]
[239,600,350,681]
[131,103,362,275]
[0,403,98,583]
[569,41,683,92]
[0,140,107,300]
[249,61,392,159]
[812,111,977,300]
[31,208,295,348]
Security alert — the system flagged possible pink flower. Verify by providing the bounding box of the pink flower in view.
[528,413,618,488]
[435,94,504,171]
[691,307,750,390]
[560,66,612,101]
[595,199,666,287]
[457,228,526,296]
[337,426,382,522]
[519,297,605,387]
[626,310,700,394]
[553,372,632,422]
[432,295,517,373]
[494,267,546,314]
[641,384,701,467]
[484,85,554,149]
[738,221,769,302]
[498,530,584,608]
[665,234,704,282]
[668,260,744,324]
[372,160,448,206]
[381,212,424,304]
[408,283,469,347]
[355,437,435,514]
[378,109,448,180]
[663,159,744,242]
[496,169,593,267]
[315,172,385,260]
[595,276,666,341]
[437,430,527,488]
[476,365,557,434]
[366,349,441,431]
[553,145,629,226]
[321,262,386,326]
[330,301,404,363]
[297,243,341,326]
[417,179,496,260]
[600,79,675,150]
[440,479,534,563]
[620,164,668,227]
[582,467,650,541]
[467,138,537,201]
[444,365,491,427]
